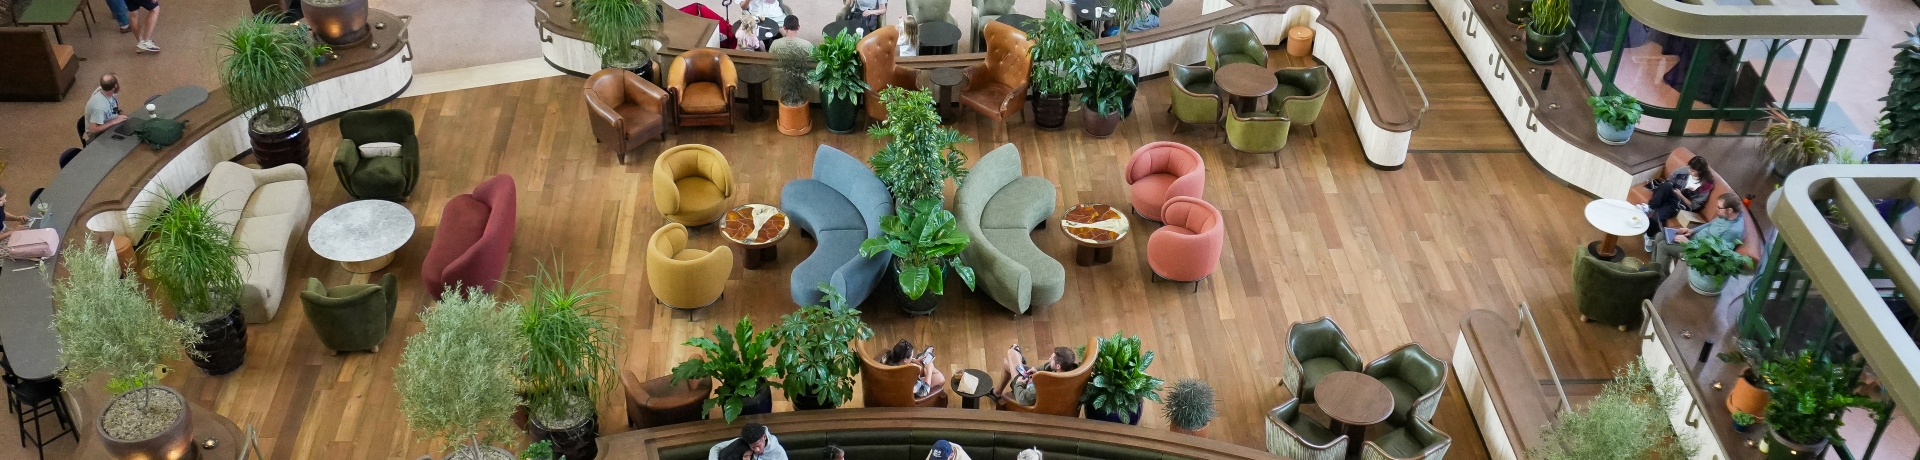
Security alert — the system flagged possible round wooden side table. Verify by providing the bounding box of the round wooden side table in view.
[721,204,791,270]
[918,20,962,55]
[950,369,995,409]
[1215,62,1278,114]
[1318,371,1394,459]
[930,68,966,124]
[1062,204,1130,266]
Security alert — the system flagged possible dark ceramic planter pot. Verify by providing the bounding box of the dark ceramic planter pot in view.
[1083,109,1123,138]
[302,0,370,46]
[1033,93,1069,130]
[99,386,194,460]
[189,307,248,375]
[530,410,600,460]
[1103,54,1139,116]
[825,98,860,134]
[1767,427,1828,460]
[250,106,310,169]
[741,382,775,416]
[790,389,838,410]
[1524,27,1567,65]
[1086,400,1144,425]
[889,260,943,317]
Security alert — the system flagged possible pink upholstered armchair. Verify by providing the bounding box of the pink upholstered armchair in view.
[423,174,517,299]
[1125,141,1206,222]
[1148,196,1224,289]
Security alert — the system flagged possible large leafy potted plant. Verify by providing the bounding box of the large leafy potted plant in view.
[517,260,619,460]
[1082,64,1134,138]
[1589,93,1641,145]
[868,87,970,206]
[576,0,661,74]
[53,240,205,460]
[397,287,529,460]
[1081,332,1164,425]
[1163,379,1216,436]
[1756,351,1887,460]
[1762,108,1839,177]
[301,0,368,46]
[139,192,248,375]
[1875,24,1920,165]
[1523,0,1569,64]
[217,12,320,168]
[774,40,815,136]
[858,199,977,315]
[1026,9,1097,130]
[1716,339,1773,423]
[1529,360,1697,459]
[773,284,874,409]
[1681,235,1749,295]
[809,31,868,134]
[672,317,778,423]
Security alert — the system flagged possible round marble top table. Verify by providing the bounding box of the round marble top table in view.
[1062,204,1129,266]
[721,204,791,270]
[308,200,415,274]
[1585,198,1649,261]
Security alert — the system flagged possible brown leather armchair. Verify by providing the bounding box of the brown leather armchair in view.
[584,68,669,164]
[857,27,922,121]
[996,337,1099,417]
[960,21,1033,127]
[622,370,714,429]
[666,48,739,133]
[857,340,950,408]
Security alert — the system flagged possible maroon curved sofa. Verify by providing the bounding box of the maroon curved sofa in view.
[423,174,517,299]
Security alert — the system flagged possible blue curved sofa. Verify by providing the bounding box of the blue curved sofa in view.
[780,145,895,307]
[956,144,1065,314]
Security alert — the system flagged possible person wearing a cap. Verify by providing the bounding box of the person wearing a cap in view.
[928,440,972,460]
[709,423,788,460]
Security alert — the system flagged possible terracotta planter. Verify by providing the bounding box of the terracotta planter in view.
[1170,423,1210,438]
[302,0,369,46]
[249,106,311,169]
[1726,370,1770,422]
[1033,93,1069,130]
[778,102,812,136]
[99,386,194,460]
[1083,108,1123,138]
[189,307,248,375]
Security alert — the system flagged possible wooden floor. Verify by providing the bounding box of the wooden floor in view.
[122,51,1651,460]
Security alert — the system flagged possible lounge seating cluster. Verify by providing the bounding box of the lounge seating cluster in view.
[1273,317,1452,459]
[201,162,312,324]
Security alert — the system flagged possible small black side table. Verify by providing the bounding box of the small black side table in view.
[822,20,859,39]
[950,369,994,409]
[918,21,962,56]
[930,68,966,124]
[994,13,1040,35]
[738,64,772,123]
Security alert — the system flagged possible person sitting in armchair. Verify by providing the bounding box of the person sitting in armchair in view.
[1650,193,1746,276]
[881,339,945,398]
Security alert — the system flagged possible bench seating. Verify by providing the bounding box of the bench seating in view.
[1624,148,1763,265]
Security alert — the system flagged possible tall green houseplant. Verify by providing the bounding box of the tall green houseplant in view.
[397,287,530,459]
[1530,360,1697,460]
[1027,9,1097,129]
[576,0,661,68]
[1757,351,1887,457]
[809,31,868,133]
[859,198,977,304]
[1877,25,1920,164]
[516,259,619,456]
[868,87,970,207]
[140,191,249,375]
[217,12,318,134]
[773,284,874,408]
[672,317,779,424]
[1082,332,1164,424]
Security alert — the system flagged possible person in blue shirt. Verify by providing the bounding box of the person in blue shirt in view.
[1651,193,1745,276]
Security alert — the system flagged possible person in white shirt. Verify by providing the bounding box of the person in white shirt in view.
[742,0,785,23]
[709,423,788,460]
[894,15,919,57]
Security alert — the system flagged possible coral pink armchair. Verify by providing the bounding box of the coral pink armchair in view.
[423,174,517,299]
[1125,142,1206,222]
[1148,196,1224,289]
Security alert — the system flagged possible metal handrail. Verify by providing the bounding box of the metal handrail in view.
[1517,302,1574,413]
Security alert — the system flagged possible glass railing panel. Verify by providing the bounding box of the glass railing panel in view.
[1361,0,1429,128]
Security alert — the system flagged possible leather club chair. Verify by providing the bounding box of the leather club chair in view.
[857,340,950,407]
[1362,418,1452,460]
[423,174,516,299]
[960,21,1033,130]
[1572,244,1661,329]
[299,273,398,354]
[334,109,421,202]
[1226,105,1292,168]
[1124,141,1206,223]
[857,26,922,121]
[622,370,714,429]
[666,48,739,133]
[652,144,734,226]
[1283,317,1363,403]
[1364,343,1448,425]
[1207,22,1267,69]
[1269,66,1331,136]
[647,222,733,311]
[1147,196,1225,288]
[1266,397,1349,460]
[1169,65,1224,133]
[584,67,669,164]
[996,337,1099,417]
[972,0,1015,51]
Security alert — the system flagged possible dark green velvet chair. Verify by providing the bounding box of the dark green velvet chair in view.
[1206,23,1267,69]
[334,109,421,201]
[1282,317,1362,403]
[1170,65,1223,133]
[1364,343,1448,424]
[1573,244,1661,330]
[299,273,398,354]
[1361,418,1451,460]
[1267,66,1331,136]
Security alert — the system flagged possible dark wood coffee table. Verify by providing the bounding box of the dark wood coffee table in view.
[1215,62,1278,114]
[1317,371,1393,458]
[721,204,791,270]
[918,20,962,55]
[1061,204,1129,266]
[949,369,994,409]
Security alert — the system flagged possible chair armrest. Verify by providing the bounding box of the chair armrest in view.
[334,140,363,175]
[624,72,670,115]
[586,90,627,134]
[962,64,986,91]
[653,166,684,216]
[718,55,739,91]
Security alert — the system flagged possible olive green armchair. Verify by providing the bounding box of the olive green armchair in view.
[1226,106,1291,168]
[1170,65,1223,134]
[1207,23,1267,69]
[333,109,421,202]
[1362,419,1452,460]
[1573,244,1661,330]
[972,0,1015,51]
[908,0,956,32]
[299,274,398,354]
[1268,66,1331,136]
[1266,398,1348,460]
[1364,343,1448,425]
[1282,317,1362,403]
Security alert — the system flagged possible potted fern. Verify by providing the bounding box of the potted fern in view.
[139,192,249,375]
[1082,64,1134,138]
[810,31,867,134]
[576,0,661,74]
[672,317,779,423]
[217,12,320,168]
[1589,93,1641,145]
[1163,379,1217,436]
[53,240,205,460]
[1529,360,1696,459]
[1523,0,1568,64]
[1762,108,1839,177]
[517,260,619,460]
[1082,332,1164,425]
[859,199,977,315]
[773,39,816,136]
[1026,9,1097,130]
[1681,235,1750,295]
[773,284,873,409]
[397,287,529,460]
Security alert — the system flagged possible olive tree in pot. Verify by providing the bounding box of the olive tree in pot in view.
[1082,332,1164,425]
[517,260,620,460]
[1523,0,1569,64]
[859,199,977,315]
[773,284,874,409]
[1082,64,1135,138]
[1027,9,1096,130]
[1162,379,1216,437]
[672,317,779,423]
[1762,108,1839,178]
[1681,235,1750,295]
[809,31,868,134]
[1588,93,1641,146]
[397,287,529,460]
[301,0,368,46]
[577,0,662,75]
[1756,351,1888,460]
[774,40,816,136]
[1528,359,1697,460]
[218,12,321,169]
[140,192,249,375]
[53,240,205,460]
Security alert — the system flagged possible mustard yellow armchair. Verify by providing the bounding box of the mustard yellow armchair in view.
[647,223,733,311]
[652,144,734,226]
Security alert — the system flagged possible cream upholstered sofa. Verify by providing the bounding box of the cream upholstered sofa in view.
[201,162,312,323]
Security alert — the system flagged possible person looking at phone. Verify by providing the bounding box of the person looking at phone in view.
[1650,193,1745,275]
[996,344,1078,406]
[881,339,945,398]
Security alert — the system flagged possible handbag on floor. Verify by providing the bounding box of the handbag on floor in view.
[7,228,60,260]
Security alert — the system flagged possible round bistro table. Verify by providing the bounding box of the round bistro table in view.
[1215,62,1278,115]
[721,204,792,270]
[1585,198,1649,262]
[949,369,995,409]
[1061,204,1130,266]
[918,20,962,55]
[1317,371,1394,459]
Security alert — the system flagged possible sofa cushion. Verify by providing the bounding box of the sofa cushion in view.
[660,444,707,460]
[674,177,726,221]
[783,179,865,232]
[1380,376,1418,420]
[237,250,286,323]
[1373,426,1425,457]
[790,228,867,305]
[233,215,296,255]
[1129,174,1177,218]
[1300,357,1348,398]
[1290,415,1340,445]
[674,248,710,260]
[246,180,310,218]
[980,177,1056,229]
[681,82,729,114]
[352,156,410,194]
[358,141,403,158]
[983,228,1066,303]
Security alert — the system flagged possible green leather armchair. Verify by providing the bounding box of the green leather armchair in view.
[1266,398,1347,460]
[333,109,421,202]
[1225,106,1291,168]
[1573,244,1661,329]
[909,0,956,31]
[1268,66,1331,136]
[299,273,398,354]
[972,0,1014,51]
[1364,343,1448,425]
[1361,419,1451,460]
[1282,317,1361,403]
[1207,23,1267,69]
[1170,65,1223,133]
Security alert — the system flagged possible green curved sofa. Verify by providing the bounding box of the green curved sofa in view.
[954,144,1066,314]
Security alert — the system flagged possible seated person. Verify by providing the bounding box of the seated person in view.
[995,344,1078,406]
[881,339,945,397]
[735,17,768,51]
[710,423,789,460]
[823,444,844,460]
[1018,448,1043,460]
[1651,193,1745,275]
[781,15,800,39]
[1642,155,1716,244]
[928,440,972,460]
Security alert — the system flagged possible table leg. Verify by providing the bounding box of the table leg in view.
[961,395,980,409]
[341,253,394,274]
[745,82,768,122]
[1094,246,1114,264]
[1076,245,1097,267]
[51,25,64,44]
[743,246,766,270]
[760,245,779,262]
[1230,95,1257,114]
[1330,420,1367,458]
[937,84,956,124]
[1598,233,1620,259]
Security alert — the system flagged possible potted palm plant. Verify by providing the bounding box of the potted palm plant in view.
[397,287,529,460]
[868,87,970,206]
[1681,235,1748,295]
[1529,360,1696,459]
[1082,64,1134,138]
[773,284,874,409]
[773,40,815,136]
[1082,332,1164,425]
[1762,108,1839,177]
[1027,10,1096,130]
[53,240,205,460]
[859,199,977,315]
[139,192,248,375]
[1757,351,1887,460]
[576,0,661,75]
[1523,0,1569,64]
[217,12,320,168]
[517,260,619,460]
[1589,93,1642,145]
[1163,379,1216,436]
[672,317,778,423]
[301,0,368,46]
[810,31,868,134]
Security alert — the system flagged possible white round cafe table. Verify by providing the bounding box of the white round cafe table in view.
[1584,198,1650,261]
[308,200,416,273]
